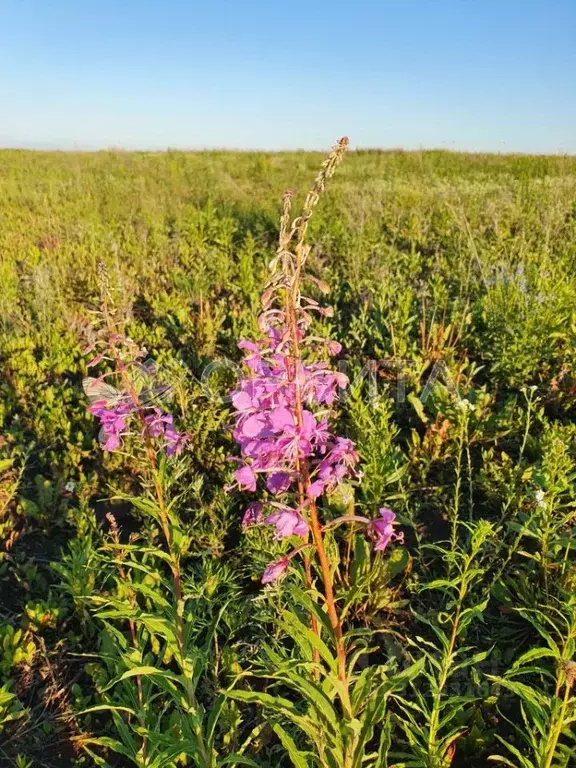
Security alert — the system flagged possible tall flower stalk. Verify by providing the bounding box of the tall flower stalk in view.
[230,138,402,716]
[83,265,214,766]
[85,266,192,680]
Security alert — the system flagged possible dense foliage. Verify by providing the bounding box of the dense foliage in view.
[1,146,576,767]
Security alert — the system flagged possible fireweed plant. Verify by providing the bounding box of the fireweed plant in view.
[77,267,257,768]
[225,139,419,768]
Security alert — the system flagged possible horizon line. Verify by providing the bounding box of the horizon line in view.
[1,143,575,158]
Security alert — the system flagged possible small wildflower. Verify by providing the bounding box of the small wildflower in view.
[369,507,403,552]
[326,340,342,355]
[84,365,186,456]
[242,502,263,528]
[261,556,289,584]
[235,465,257,492]
[144,408,188,455]
[535,488,547,509]
[265,508,309,539]
[89,400,135,451]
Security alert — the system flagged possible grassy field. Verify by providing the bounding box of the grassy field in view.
[1,146,576,767]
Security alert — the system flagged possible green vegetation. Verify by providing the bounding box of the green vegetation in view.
[1,147,576,767]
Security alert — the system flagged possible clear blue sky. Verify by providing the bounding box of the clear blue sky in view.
[1,0,575,152]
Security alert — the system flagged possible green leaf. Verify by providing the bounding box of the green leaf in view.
[274,671,340,733]
[385,656,426,692]
[486,676,549,712]
[81,737,136,761]
[279,609,337,673]
[205,693,227,745]
[225,688,319,743]
[452,647,493,673]
[272,722,311,768]
[220,756,263,768]
[100,665,181,694]
[75,704,136,717]
[408,392,428,423]
[490,735,538,768]
[506,647,557,674]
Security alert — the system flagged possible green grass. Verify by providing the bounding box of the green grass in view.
[1,148,576,767]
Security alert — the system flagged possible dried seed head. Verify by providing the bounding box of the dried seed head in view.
[105,512,120,543]
[97,260,111,297]
[564,660,576,688]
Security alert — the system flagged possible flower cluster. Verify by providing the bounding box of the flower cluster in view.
[87,393,188,456]
[259,507,403,586]
[83,345,187,457]
[228,142,402,583]
[230,325,358,516]
[84,270,188,457]
[88,400,134,452]
[228,268,367,579]
[144,407,189,456]
[229,282,406,583]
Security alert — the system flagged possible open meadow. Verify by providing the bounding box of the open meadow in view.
[1,146,576,767]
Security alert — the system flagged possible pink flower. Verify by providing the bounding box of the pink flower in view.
[369,507,403,552]
[307,479,326,498]
[235,465,257,492]
[240,413,268,439]
[265,508,309,539]
[262,556,289,584]
[238,340,260,353]
[83,330,187,457]
[87,354,104,368]
[326,340,342,356]
[231,390,253,411]
[88,400,134,452]
[103,431,121,451]
[229,273,358,546]
[306,369,348,405]
[266,472,292,495]
[242,502,263,528]
[269,406,294,432]
[164,421,188,456]
[308,437,359,496]
[144,408,188,455]
[238,339,266,372]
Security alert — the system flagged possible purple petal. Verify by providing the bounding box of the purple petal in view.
[269,406,294,432]
[307,479,325,498]
[265,509,309,539]
[326,340,342,355]
[266,472,292,495]
[261,557,289,584]
[378,507,396,524]
[103,433,121,451]
[238,340,260,352]
[232,391,253,410]
[369,508,401,552]
[235,465,257,492]
[242,502,263,528]
[241,414,267,438]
